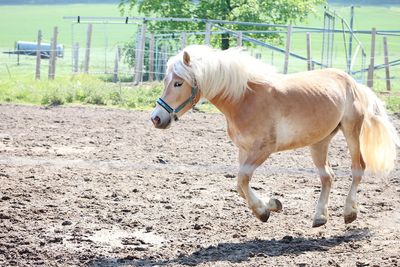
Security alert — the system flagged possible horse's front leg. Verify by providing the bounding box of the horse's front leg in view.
[237,149,282,222]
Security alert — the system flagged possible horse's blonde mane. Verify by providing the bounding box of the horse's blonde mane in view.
[167,45,278,102]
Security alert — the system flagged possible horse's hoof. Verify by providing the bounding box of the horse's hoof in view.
[257,210,270,222]
[312,217,327,228]
[269,198,282,212]
[344,212,357,224]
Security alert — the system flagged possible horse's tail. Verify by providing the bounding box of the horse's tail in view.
[357,83,400,174]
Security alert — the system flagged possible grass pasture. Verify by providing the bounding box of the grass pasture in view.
[0,3,399,111]
[0,4,138,80]
[0,4,132,48]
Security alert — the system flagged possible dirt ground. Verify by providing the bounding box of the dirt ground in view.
[0,104,399,267]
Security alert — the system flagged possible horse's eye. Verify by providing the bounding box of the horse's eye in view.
[174,81,183,87]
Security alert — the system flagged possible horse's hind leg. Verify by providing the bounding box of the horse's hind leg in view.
[310,130,337,227]
[341,119,366,224]
[237,149,282,222]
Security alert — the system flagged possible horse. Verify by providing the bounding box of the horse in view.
[151,45,399,227]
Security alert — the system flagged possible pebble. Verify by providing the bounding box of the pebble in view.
[356,261,370,267]
[134,246,148,251]
[0,213,11,219]
[156,158,167,164]
[122,255,139,260]
[193,224,202,230]
[62,220,73,226]
[48,237,63,243]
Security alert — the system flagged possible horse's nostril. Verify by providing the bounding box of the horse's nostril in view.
[151,116,161,126]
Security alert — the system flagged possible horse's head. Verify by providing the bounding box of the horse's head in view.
[151,50,200,129]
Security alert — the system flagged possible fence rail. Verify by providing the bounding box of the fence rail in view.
[1,13,399,93]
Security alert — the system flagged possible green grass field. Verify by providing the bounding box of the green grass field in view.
[0,3,399,110]
[0,4,399,47]
[307,5,400,30]
[0,4,134,48]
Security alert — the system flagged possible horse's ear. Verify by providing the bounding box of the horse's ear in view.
[183,51,191,66]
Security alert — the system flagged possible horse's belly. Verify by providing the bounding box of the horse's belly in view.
[275,115,340,151]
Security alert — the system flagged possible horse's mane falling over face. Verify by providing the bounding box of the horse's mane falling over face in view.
[167,45,278,102]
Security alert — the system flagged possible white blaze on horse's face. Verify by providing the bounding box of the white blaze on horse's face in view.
[150,71,194,129]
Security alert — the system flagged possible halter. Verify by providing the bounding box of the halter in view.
[156,83,199,121]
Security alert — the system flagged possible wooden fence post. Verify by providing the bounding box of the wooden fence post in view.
[348,5,355,73]
[83,24,93,74]
[48,26,58,80]
[237,32,243,47]
[306,32,314,71]
[112,46,120,83]
[72,42,79,73]
[180,32,187,50]
[383,36,391,91]
[148,33,155,82]
[35,30,42,80]
[367,27,376,88]
[283,24,292,74]
[205,23,211,46]
[134,23,147,85]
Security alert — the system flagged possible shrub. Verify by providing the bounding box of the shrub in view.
[41,93,65,106]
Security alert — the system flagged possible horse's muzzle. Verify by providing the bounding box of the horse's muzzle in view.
[151,106,173,129]
[151,115,171,129]
[151,115,161,127]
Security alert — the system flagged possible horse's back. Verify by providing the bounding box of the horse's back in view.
[271,69,353,150]
[279,68,351,96]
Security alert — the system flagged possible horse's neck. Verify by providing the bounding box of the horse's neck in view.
[207,81,264,118]
[208,94,238,119]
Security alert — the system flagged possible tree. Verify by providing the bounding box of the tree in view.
[119,0,325,49]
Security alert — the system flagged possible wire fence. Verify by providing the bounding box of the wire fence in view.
[1,14,399,92]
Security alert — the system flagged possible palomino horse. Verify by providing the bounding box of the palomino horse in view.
[151,45,399,227]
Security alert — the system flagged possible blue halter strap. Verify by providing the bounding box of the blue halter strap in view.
[156,85,199,121]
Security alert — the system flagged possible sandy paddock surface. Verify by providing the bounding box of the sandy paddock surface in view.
[0,104,399,266]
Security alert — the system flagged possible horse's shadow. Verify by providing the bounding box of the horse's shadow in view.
[89,228,370,267]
